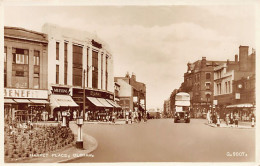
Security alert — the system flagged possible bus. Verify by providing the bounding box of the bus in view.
[174,92,191,123]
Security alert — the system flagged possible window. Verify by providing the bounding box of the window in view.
[64,42,68,85]
[4,70,7,87]
[225,82,228,93]
[34,50,40,65]
[101,53,103,89]
[206,83,210,90]
[228,81,231,93]
[73,45,83,86]
[56,42,59,60]
[56,65,59,84]
[206,73,211,79]
[12,48,29,64]
[106,55,108,90]
[4,47,7,62]
[219,83,222,94]
[33,73,39,89]
[92,51,98,89]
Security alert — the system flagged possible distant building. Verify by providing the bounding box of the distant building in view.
[115,72,146,115]
[163,98,171,118]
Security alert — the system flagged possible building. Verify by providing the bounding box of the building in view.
[115,72,147,116]
[163,98,171,118]
[42,23,118,121]
[213,46,255,118]
[183,57,226,117]
[4,26,49,122]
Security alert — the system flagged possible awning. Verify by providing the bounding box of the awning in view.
[4,98,16,104]
[13,99,32,103]
[226,103,254,108]
[96,98,113,108]
[87,97,105,107]
[106,99,121,108]
[30,99,49,104]
[175,101,190,106]
[50,95,79,107]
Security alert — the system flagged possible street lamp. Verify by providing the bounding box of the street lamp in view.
[76,116,84,149]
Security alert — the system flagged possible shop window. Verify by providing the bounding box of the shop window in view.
[56,65,59,84]
[56,42,59,60]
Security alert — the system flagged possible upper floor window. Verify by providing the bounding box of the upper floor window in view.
[206,83,210,90]
[12,48,29,64]
[206,73,211,79]
[34,50,40,66]
[4,47,7,62]
[56,42,59,60]
[64,42,68,62]
[56,65,59,84]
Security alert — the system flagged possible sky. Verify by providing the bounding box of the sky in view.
[4,5,256,109]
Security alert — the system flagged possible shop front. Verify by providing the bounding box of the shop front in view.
[72,88,121,121]
[225,103,255,121]
[49,86,79,121]
[4,88,49,124]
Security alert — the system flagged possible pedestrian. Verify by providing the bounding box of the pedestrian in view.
[85,111,88,121]
[234,112,239,127]
[207,110,210,124]
[73,110,77,121]
[112,111,116,123]
[131,111,135,124]
[225,113,230,126]
[125,110,129,124]
[230,113,234,125]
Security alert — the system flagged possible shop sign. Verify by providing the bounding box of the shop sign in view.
[89,91,102,98]
[235,93,240,99]
[4,88,48,99]
[51,86,70,95]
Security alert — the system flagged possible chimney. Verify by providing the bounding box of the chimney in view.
[227,59,230,65]
[201,57,206,68]
[187,62,191,71]
[239,45,249,71]
[131,72,136,81]
[235,54,238,63]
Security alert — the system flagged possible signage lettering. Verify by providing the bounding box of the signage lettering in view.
[4,88,48,99]
[52,86,70,95]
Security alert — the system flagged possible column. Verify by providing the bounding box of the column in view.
[67,41,73,86]
[87,45,92,88]
[102,51,106,90]
[6,46,13,87]
[28,48,34,89]
[59,41,64,85]
[82,45,87,87]
[98,50,102,89]
[48,38,56,87]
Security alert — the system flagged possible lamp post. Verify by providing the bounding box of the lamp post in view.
[83,69,86,121]
[76,116,84,149]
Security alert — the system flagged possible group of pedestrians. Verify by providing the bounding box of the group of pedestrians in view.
[206,110,218,125]
[125,110,147,124]
[225,112,239,127]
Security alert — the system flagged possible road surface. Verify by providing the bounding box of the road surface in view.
[68,119,255,162]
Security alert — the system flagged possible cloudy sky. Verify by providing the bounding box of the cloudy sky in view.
[4,5,256,109]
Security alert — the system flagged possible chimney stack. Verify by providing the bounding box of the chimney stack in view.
[239,45,249,71]
[227,59,230,65]
[235,54,238,63]
[131,72,136,81]
[201,57,206,68]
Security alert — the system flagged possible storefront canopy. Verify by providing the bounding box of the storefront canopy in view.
[87,97,105,107]
[106,99,121,108]
[175,101,190,106]
[4,98,16,104]
[50,95,78,107]
[13,99,32,103]
[30,99,49,104]
[97,98,113,108]
[226,103,254,108]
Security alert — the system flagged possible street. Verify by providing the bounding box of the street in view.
[68,119,255,162]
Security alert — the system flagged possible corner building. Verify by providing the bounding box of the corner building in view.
[42,24,117,121]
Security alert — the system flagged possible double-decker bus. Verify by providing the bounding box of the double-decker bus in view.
[174,92,191,123]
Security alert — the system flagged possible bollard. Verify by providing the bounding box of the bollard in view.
[217,116,220,127]
[251,117,255,127]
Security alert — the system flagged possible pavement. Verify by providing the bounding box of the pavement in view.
[205,120,255,129]
[13,121,98,163]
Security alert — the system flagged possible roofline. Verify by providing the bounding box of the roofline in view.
[4,26,47,37]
